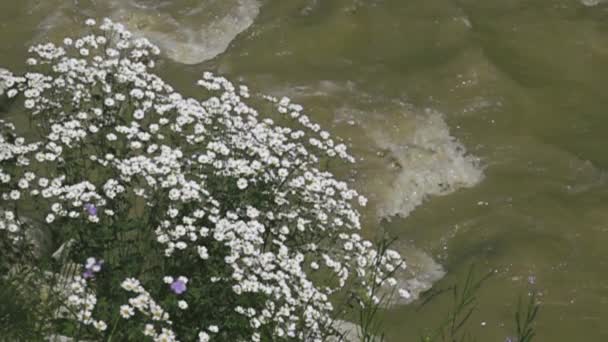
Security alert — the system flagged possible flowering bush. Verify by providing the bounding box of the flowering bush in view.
[0,18,409,341]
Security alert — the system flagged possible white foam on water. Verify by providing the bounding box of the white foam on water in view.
[108,0,261,64]
[581,0,603,6]
[333,105,483,221]
[367,110,483,219]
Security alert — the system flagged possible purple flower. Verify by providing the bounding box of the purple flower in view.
[83,257,103,279]
[83,269,95,279]
[170,279,187,294]
[84,203,97,216]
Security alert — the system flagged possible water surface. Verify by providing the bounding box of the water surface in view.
[2,0,608,340]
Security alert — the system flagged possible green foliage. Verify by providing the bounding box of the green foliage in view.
[419,266,541,342]
[419,265,492,342]
[354,238,401,342]
[514,291,540,342]
[0,266,55,341]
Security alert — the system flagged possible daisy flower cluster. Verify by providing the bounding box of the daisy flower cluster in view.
[64,275,107,332]
[0,119,41,244]
[0,18,409,341]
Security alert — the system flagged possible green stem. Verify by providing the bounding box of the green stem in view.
[107,310,122,342]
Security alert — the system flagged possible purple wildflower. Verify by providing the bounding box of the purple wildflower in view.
[84,203,97,216]
[170,279,187,294]
[91,259,104,272]
[83,257,103,279]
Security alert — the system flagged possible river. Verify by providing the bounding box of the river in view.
[1,0,608,340]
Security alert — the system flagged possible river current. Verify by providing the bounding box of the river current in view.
[1,0,608,340]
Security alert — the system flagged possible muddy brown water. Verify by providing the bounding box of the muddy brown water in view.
[2,0,608,340]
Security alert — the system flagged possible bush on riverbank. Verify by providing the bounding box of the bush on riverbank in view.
[0,19,410,341]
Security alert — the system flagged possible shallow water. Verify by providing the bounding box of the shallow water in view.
[2,0,608,340]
